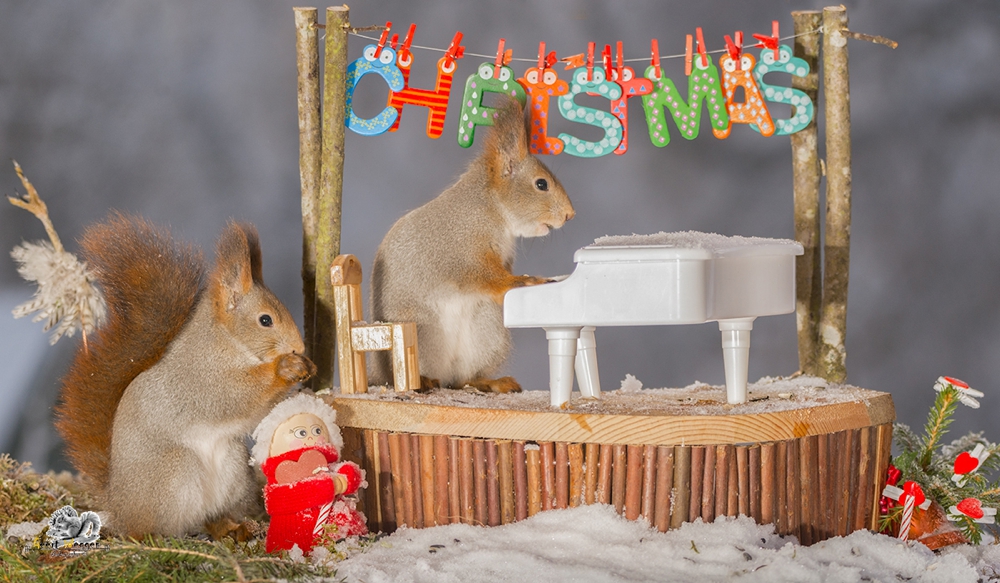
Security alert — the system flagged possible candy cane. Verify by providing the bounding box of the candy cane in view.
[897,495,915,540]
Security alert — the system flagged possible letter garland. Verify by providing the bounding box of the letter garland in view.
[342,23,816,154]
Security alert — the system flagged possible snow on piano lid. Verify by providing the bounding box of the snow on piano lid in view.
[580,231,804,262]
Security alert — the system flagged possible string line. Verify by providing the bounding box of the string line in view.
[347,28,822,64]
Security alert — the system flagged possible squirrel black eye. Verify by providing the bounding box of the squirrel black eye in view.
[259,314,273,327]
[535,178,548,191]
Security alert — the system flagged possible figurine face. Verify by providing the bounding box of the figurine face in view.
[269,413,330,457]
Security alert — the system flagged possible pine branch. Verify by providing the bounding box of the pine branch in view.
[920,388,958,469]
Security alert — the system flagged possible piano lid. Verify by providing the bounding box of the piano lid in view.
[577,231,803,264]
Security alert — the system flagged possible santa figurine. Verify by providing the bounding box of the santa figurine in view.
[250,393,368,554]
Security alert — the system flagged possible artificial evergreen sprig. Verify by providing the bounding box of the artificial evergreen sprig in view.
[889,378,1000,545]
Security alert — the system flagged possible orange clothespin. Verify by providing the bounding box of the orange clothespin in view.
[444,31,465,67]
[752,20,780,60]
[493,38,512,79]
[375,21,392,58]
[684,35,692,75]
[562,52,585,69]
[651,38,662,78]
[602,44,612,80]
[696,27,708,68]
[724,31,743,69]
[398,23,416,61]
[586,41,595,81]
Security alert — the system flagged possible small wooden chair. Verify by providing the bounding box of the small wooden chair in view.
[330,254,419,393]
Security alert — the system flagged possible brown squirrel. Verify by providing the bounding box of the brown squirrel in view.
[370,97,574,393]
[56,213,316,539]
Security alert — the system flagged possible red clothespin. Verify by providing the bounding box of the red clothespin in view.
[586,41,595,81]
[651,38,662,78]
[724,31,743,69]
[753,20,780,60]
[375,21,392,58]
[615,41,624,80]
[389,34,399,50]
[535,42,557,71]
[493,38,512,79]
[684,35,692,75]
[696,27,708,68]
[444,31,465,67]
[600,44,611,80]
[398,23,416,61]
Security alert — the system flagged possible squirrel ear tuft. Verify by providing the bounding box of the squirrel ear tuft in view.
[211,221,262,312]
[481,96,529,182]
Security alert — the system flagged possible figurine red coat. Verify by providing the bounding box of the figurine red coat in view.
[260,443,367,554]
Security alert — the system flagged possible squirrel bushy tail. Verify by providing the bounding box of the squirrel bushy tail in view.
[56,212,204,492]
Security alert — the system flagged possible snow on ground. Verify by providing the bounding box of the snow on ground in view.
[335,504,1000,583]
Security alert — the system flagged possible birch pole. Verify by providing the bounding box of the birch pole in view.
[294,8,321,365]
[819,5,852,383]
[790,11,823,377]
[314,5,350,390]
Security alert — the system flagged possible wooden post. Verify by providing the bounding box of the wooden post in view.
[819,5,852,383]
[314,5,350,390]
[294,8,321,363]
[790,10,823,377]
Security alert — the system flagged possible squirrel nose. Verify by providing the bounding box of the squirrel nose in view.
[565,208,576,222]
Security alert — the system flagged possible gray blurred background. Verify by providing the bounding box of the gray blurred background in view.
[2,0,998,472]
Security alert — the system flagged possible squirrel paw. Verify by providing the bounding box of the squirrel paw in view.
[418,376,441,392]
[464,376,522,394]
[515,275,553,287]
[204,517,260,542]
[277,352,317,384]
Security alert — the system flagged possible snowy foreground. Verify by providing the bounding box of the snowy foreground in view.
[332,504,1000,583]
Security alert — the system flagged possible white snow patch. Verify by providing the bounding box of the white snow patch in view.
[619,374,643,392]
[336,504,997,583]
[3,520,45,540]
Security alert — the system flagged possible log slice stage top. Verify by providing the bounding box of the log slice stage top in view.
[328,376,894,446]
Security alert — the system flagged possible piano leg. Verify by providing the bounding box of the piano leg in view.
[543,326,582,407]
[575,326,601,399]
[719,317,755,404]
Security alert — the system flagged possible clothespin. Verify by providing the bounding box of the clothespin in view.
[375,21,392,59]
[724,31,743,69]
[586,41,595,81]
[493,38,512,79]
[683,35,692,75]
[651,38,662,78]
[602,44,612,80]
[535,42,558,71]
[752,20,780,60]
[398,23,416,61]
[696,27,708,68]
[444,31,465,67]
[389,34,399,50]
[562,53,585,69]
[615,41,624,80]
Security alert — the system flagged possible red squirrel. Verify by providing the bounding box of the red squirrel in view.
[370,97,575,393]
[56,213,315,539]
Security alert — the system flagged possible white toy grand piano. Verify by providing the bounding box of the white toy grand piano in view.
[504,232,804,407]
